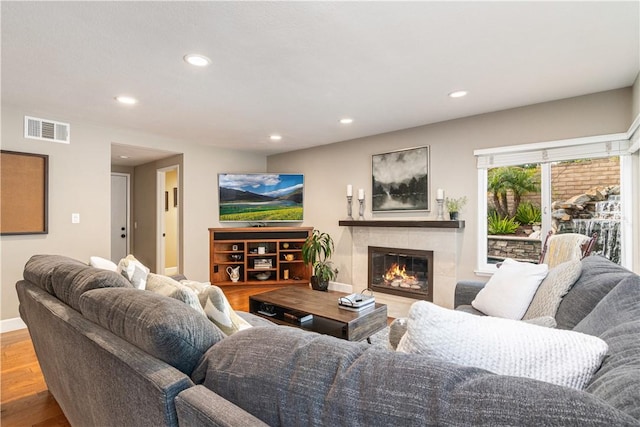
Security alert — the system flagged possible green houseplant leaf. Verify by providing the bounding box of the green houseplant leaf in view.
[302,230,338,283]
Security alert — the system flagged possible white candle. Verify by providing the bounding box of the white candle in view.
[358,188,365,200]
[437,188,444,200]
[347,184,353,197]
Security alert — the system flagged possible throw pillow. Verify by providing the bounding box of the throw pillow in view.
[523,260,582,320]
[117,255,150,290]
[180,279,212,294]
[146,273,206,316]
[472,258,548,319]
[196,284,252,336]
[397,301,608,390]
[89,256,118,271]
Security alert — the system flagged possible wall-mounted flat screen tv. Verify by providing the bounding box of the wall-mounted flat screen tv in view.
[219,173,304,222]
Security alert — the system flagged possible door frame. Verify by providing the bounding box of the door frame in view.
[156,165,180,275]
[111,172,131,260]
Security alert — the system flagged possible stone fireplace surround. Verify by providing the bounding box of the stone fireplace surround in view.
[338,220,464,319]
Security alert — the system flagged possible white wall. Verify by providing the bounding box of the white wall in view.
[267,88,634,303]
[1,104,265,321]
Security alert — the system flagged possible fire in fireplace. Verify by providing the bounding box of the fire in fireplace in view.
[368,246,433,300]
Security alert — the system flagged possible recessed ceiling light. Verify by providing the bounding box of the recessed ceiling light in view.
[184,54,211,67]
[119,155,130,159]
[340,118,353,124]
[448,90,468,98]
[115,95,138,105]
[270,135,282,141]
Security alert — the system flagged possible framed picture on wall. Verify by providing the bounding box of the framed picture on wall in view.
[372,146,430,212]
[1,150,49,235]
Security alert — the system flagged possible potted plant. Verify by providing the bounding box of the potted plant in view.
[302,229,338,291]
[445,196,467,220]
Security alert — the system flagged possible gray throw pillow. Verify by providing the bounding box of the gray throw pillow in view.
[523,260,582,320]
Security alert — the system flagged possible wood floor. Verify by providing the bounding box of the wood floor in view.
[0,284,288,427]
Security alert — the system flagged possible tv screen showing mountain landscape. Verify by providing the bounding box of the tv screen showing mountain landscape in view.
[219,173,304,222]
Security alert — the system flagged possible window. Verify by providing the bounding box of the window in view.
[475,134,635,274]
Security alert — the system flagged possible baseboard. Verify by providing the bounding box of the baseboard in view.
[328,281,353,293]
[1,317,27,333]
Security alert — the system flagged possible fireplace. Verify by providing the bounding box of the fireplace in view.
[368,246,434,301]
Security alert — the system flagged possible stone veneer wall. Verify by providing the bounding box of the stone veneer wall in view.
[488,236,542,263]
[350,226,463,318]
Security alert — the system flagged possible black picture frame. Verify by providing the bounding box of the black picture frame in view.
[173,187,178,207]
[371,146,430,212]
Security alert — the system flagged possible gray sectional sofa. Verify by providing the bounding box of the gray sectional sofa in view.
[16,254,640,426]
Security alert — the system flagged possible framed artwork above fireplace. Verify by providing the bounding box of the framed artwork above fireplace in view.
[371,145,430,212]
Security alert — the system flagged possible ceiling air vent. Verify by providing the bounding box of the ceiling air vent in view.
[24,116,70,144]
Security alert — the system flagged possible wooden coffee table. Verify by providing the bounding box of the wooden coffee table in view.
[249,286,388,342]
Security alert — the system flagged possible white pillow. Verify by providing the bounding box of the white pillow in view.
[117,255,150,290]
[397,301,608,390]
[180,279,213,294]
[89,256,118,271]
[145,273,206,316]
[472,258,548,319]
[181,281,252,336]
[523,260,582,320]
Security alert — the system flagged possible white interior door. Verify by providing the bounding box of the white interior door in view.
[111,173,130,261]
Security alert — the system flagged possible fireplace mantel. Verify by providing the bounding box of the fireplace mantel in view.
[339,220,464,229]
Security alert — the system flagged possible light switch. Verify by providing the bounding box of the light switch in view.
[71,213,80,224]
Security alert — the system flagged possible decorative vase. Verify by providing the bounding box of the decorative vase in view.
[310,276,329,291]
[449,211,459,220]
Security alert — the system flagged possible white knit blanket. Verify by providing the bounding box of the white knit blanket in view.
[397,301,608,390]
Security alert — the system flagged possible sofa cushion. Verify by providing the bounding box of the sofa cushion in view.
[471,258,548,319]
[397,301,607,390]
[573,275,640,337]
[193,327,637,426]
[146,274,206,316]
[51,263,132,311]
[79,287,225,375]
[585,321,640,422]
[571,275,640,421]
[23,254,86,294]
[555,256,635,330]
[523,259,582,320]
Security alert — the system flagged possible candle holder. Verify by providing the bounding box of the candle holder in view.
[436,198,444,220]
[358,199,365,220]
[346,196,353,220]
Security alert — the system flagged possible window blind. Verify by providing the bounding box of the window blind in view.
[474,135,631,168]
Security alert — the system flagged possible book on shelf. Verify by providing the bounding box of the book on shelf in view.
[283,310,313,324]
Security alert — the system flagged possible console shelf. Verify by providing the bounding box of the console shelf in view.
[209,227,313,286]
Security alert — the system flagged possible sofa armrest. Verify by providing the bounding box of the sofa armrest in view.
[175,385,269,427]
[454,280,486,308]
